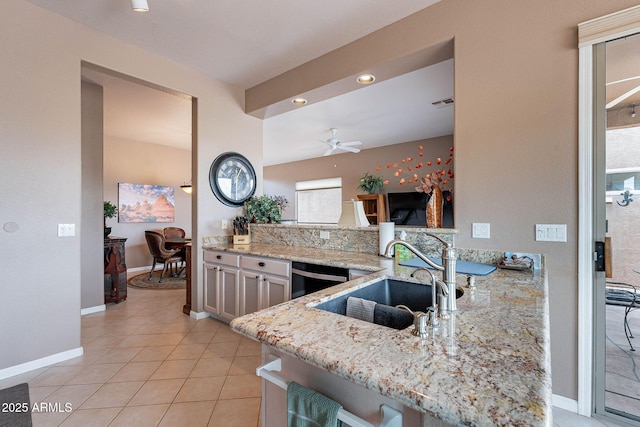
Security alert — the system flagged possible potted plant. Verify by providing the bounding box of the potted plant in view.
[243,195,283,224]
[104,201,118,238]
[358,172,384,194]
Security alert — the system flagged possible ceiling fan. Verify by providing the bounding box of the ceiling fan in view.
[319,128,362,156]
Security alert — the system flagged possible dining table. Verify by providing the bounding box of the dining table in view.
[164,237,191,276]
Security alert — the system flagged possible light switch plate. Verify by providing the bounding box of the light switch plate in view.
[472,223,490,239]
[58,223,75,237]
[221,219,228,229]
[320,230,330,240]
[535,224,567,242]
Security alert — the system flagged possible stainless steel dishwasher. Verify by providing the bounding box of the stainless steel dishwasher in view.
[291,262,349,299]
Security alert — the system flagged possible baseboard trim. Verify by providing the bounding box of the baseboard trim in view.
[81,304,105,316]
[190,311,210,320]
[553,394,579,413]
[0,347,84,381]
[127,266,152,274]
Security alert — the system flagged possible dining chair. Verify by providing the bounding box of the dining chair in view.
[163,227,186,240]
[144,230,182,282]
[163,226,187,265]
[605,281,640,351]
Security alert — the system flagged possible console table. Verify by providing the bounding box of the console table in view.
[104,236,127,303]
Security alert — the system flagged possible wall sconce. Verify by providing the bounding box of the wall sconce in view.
[180,182,192,194]
[131,0,149,12]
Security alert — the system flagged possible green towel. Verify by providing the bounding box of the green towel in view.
[287,381,343,427]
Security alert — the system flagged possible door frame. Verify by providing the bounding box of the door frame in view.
[578,5,640,417]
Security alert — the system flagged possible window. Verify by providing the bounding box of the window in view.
[295,178,342,224]
[606,168,640,192]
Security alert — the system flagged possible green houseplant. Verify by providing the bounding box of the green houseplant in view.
[358,172,384,194]
[244,195,283,223]
[104,201,118,238]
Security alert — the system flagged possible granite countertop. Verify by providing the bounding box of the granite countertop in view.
[207,243,551,426]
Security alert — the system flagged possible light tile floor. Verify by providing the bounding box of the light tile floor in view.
[1,283,637,426]
[0,286,262,427]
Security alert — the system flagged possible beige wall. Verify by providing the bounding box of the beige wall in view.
[0,1,261,373]
[264,136,453,220]
[253,0,638,400]
[103,136,192,269]
[81,81,105,310]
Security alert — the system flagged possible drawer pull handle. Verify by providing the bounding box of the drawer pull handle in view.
[258,262,266,267]
[216,255,222,259]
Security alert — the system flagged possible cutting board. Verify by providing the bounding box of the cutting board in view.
[399,257,497,276]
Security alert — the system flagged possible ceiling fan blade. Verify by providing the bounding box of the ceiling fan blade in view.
[323,148,335,156]
[341,140,362,146]
[338,146,361,153]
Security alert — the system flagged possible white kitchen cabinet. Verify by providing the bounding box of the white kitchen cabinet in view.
[240,255,291,316]
[240,271,262,315]
[262,274,289,308]
[204,250,290,321]
[219,266,240,320]
[203,250,240,321]
[260,347,422,426]
[203,263,220,315]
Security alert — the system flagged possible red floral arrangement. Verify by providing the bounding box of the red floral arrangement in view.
[375,145,454,198]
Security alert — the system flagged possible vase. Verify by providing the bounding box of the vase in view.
[426,186,443,228]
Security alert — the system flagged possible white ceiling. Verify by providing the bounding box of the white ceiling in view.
[263,60,454,165]
[27,0,441,89]
[31,0,453,165]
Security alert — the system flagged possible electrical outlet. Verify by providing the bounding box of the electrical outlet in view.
[221,219,227,229]
[472,223,490,239]
[320,230,330,240]
[57,223,75,237]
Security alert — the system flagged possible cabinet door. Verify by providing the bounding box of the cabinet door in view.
[240,271,262,316]
[219,266,240,321]
[262,274,291,309]
[203,264,220,315]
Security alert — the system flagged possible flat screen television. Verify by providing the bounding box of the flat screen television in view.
[387,191,453,227]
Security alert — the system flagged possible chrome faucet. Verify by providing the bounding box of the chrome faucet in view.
[410,267,448,327]
[383,232,458,311]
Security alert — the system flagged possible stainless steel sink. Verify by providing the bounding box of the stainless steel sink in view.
[313,278,464,330]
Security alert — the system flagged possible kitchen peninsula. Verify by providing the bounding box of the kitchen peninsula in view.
[204,224,551,426]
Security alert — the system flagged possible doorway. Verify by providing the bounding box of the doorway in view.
[596,32,640,424]
[80,62,194,312]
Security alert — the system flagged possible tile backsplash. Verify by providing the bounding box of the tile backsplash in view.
[204,224,540,268]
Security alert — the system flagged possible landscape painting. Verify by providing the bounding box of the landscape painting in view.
[118,183,175,223]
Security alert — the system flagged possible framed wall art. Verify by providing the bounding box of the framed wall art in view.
[118,183,175,223]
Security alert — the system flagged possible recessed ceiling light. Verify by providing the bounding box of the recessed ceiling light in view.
[356,74,375,85]
[291,98,308,105]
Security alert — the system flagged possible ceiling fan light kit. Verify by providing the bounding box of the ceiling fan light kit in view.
[131,0,149,12]
[319,128,362,156]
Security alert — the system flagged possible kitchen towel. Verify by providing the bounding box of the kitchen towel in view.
[346,296,376,323]
[373,304,414,330]
[287,381,342,427]
[379,222,395,255]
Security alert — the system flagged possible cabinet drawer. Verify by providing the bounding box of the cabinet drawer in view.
[203,250,240,267]
[241,256,290,277]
